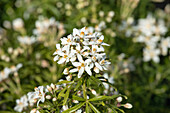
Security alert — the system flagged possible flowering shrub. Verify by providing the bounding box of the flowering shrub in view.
[0,0,169,113]
[14,27,132,112]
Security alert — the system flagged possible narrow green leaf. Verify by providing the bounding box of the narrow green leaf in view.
[82,82,87,99]
[63,102,85,113]
[88,102,101,113]
[56,80,72,85]
[86,102,90,113]
[58,86,68,99]
[89,95,119,102]
[72,95,85,101]
[114,107,125,113]
[109,105,125,113]
[90,76,104,87]
[63,85,72,105]
[74,80,82,91]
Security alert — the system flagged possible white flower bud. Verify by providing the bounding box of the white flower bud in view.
[108,11,115,17]
[63,68,69,75]
[116,97,123,103]
[124,103,133,109]
[99,11,104,17]
[46,95,51,99]
[50,83,55,89]
[91,89,97,95]
[47,85,52,92]
[73,100,79,103]
[30,108,37,113]
[66,75,72,81]
[12,18,24,30]
[52,97,57,101]
[8,47,13,54]
[63,105,68,111]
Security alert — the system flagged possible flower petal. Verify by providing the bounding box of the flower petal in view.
[57,58,66,64]
[85,66,92,75]
[69,68,78,73]
[78,67,84,78]
[72,62,81,67]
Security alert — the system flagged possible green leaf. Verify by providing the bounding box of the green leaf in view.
[63,85,72,105]
[74,80,82,91]
[56,80,72,85]
[58,86,68,99]
[114,107,125,113]
[82,82,87,99]
[72,95,85,101]
[88,102,101,113]
[108,105,125,113]
[86,102,90,113]
[62,102,85,113]
[89,95,119,102]
[90,76,104,87]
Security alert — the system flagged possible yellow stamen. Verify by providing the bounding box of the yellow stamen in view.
[64,55,67,58]
[80,32,84,36]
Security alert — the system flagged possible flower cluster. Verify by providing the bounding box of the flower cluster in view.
[0,63,22,82]
[14,83,62,112]
[134,15,169,63]
[15,16,65,46]
[18,36,36,45]
[118,15,169,63]
[53,27,110,78]
[33,16,65,37]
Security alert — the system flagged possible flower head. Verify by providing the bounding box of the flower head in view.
[14,95,28,112]
[53,27,110,78]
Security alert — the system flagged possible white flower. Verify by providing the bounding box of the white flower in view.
[70,54,92,78]
[14,95,28,112]
[0,67,11,82]
[34,86,45,106]
[18,36,36,45]
[10,63,23,73]
[160,37,170,56]
[12,18,24,30]
[137,14,156,36]
[30,108,40,113]
[27,92,37,106]
[154,20,167,35]
[143,47,160,63]
[33,17,59,36]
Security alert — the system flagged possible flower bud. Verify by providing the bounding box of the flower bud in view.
[50,83,55,89]
[52,97,57,101]
[91,89,97,95]
[47,85,52,92]
[46,95,51,99]
[73,100,79,103]
[124,103,133,109]
[116,97,123,103]
[63,68,69,75]
[30,108,37,113]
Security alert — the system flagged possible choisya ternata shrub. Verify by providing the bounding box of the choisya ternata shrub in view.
[14,27,132,113]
